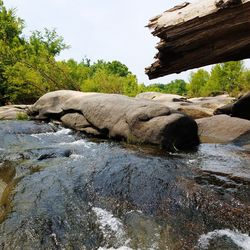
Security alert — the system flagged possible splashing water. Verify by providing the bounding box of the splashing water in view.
[197,229,250,250]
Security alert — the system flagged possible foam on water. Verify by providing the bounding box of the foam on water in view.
[69,154,85,160]
[197,229,250,250]
[93,207,130,249]
[98,247,132,250]
[93,207,125,236]
[58,139,94,148]
[31,128,73,139]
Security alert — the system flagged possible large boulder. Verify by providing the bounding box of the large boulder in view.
[60,113,101,135]
[232,92,250,120]
[29,91,200,150]
[188,95,234,110]
[27,90,96,119]
[196,115,250,148]
[213,103,233,115]
[214,92,250,120]
[136,92,187,102]
[0,105,30,120]
[136,92,234,119]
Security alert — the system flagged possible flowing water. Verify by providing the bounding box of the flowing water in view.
[0,120,249,250]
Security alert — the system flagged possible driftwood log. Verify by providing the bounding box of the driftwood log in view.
[145,0,250,79]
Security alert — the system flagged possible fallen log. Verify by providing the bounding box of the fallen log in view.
[145,0,250,79]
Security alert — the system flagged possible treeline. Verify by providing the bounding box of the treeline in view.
[0,1,250,105]
[140,79,187,96]
[188,61,250,97]
[143,62,250,97]
[0,1,139,104]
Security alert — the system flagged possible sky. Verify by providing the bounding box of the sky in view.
[4,0,250,85]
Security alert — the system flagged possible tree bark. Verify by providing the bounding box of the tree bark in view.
[145,0,250,79]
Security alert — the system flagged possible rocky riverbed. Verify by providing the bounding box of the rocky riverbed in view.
[0,120,249,249]
[0,91,250,249]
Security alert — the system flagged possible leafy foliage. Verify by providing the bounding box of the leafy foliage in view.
[0,1,249,105]
[0,1,140,104]
[188,69,210,97]
[140,80,188,96]
[0,0,74,104]
[187,61,249,97]
[80,60,138,96]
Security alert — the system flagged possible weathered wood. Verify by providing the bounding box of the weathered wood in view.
[146,0,250,79]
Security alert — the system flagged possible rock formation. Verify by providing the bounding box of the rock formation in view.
[136,92,234,119]
[197,115,250,148]
[28,90,200,150]
[0,105,30,120]
[214,91,250,120]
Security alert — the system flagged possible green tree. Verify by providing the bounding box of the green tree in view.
[239,69,250,93]
[2,29,72,103]
[223,61,244,94]
[164,79,187,95]
[142,83,164,93]
[29,28,69,56]
[88,60,131,78]
[0,0,74,104]
[203,61,244,96]
[139,80,187,96]
[81,66,138,96]
[0,0,24,104]
[188,69,210,97]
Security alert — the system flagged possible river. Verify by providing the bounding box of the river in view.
[0,121,249,250]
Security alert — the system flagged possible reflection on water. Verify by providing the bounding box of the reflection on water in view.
[0,121,249,249]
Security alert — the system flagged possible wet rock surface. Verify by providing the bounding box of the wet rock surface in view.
[29,91,200,150]
[0,120,55,135]
[0,121,249,249]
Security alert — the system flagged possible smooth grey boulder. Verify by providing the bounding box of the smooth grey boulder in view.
[188,95,234,109]
[0,105,30,120]
[196,115,250,148]
[29,91,200,150]
[136,92,187,102]
[136,92,234,119]
[60,113,101,135]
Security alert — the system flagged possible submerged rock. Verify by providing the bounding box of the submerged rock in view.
[29,90,200,150]
[0,120,55,135]
[0,121,249,249]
